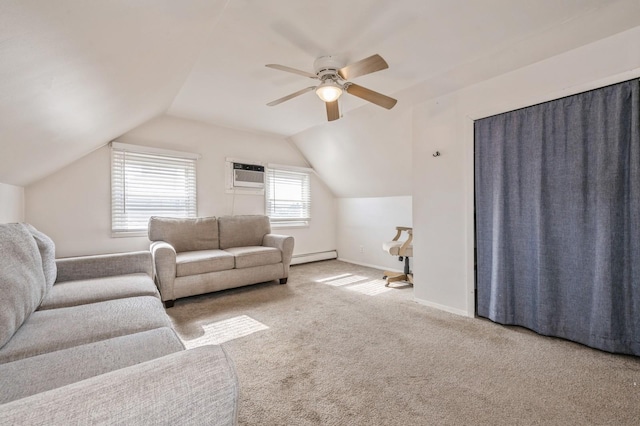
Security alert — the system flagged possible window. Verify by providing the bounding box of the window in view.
[111,142,198,235]
[265,166,311,227]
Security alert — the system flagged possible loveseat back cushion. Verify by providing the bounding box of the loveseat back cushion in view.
[25,224,57,290]
[218,215,271,249]
[148,216,219,252]
[0,223,47,348]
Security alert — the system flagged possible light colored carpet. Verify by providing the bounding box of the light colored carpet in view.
[167,260,640,425]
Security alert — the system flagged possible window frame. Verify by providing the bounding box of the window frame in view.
[265,164,312,228]
[111,142,199,237]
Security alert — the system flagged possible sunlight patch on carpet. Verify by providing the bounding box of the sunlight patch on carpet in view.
[182,315,269,348]
[315,274,369,287]
[346,279,393,296]
[314,273,352,282]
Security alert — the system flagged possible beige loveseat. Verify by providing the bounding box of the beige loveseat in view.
[0,223,238,425]
[149,215,295,308]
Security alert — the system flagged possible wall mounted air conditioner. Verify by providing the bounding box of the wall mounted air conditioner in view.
[232,162,265,188]
[225,158,265,194]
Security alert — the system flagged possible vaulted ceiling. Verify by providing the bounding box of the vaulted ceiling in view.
[1,0,639,187]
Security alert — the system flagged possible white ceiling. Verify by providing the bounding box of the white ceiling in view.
[168,0,635,136]
[1,0,639,187]
[0,0,228,186]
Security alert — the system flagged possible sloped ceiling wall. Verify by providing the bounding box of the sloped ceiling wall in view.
[290,1,640,198]
[0,0,228,186]
[290,103,412,198]
[3,0,640,198]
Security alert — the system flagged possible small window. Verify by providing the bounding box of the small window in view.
[111,142,198,235]
[265,166,311,227]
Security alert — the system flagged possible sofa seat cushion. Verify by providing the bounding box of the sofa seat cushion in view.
[0,346,239,426]
[0,327,184,404]
[176,250,235,277]
[224,246,282,269]
[0,296,171,364]
[38,273,160,310]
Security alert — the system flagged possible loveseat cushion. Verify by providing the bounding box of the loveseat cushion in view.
[149,216,219,252]
[0,327,184,404]
[224,246,282,269]
[25,224,57,290]
[0,296,171,364]
[175,250,235,277]
[0,224,47,349]
[38,273,160,310]
[218,215,271,249]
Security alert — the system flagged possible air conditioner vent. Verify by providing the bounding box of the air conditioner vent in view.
[233,163,265,188]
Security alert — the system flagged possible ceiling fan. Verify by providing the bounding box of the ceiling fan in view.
[265,54,397,122]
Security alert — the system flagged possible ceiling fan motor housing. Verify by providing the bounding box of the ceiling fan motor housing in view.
[313,56,344,80]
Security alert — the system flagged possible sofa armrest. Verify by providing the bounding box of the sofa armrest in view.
[55,251,153,283]
[263,234,295,276]
[0,345,239,426]
[150,241,177,302]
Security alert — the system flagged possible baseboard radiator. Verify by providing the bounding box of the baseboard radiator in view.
[290,250,338,265]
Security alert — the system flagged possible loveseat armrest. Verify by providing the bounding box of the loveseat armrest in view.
[150,241,177,303]
[0,345,239,426]
[55,251,153,283]
[263,234,295,275]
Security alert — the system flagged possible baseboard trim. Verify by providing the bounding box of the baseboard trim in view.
[413,297,472,318]
[337,258,403,274]
[291,250,338,265]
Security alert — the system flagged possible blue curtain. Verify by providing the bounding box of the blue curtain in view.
[475,80,640,355]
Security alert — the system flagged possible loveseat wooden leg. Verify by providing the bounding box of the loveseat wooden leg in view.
[279,278,288,285]
[164,300,175,308]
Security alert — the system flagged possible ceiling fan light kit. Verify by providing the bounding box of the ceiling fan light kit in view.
[315,80,343,102]
[266,54,397,122]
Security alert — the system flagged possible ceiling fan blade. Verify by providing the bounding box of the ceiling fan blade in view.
[326,100,340,121]
[345,83,397,110]
[267,86,316,107]
[265,64,318,79]
[338,54,389,80]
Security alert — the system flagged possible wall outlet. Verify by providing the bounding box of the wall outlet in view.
[359,245,364,253]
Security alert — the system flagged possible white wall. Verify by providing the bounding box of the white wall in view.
[26,115,336,257]
[289,90,414,272]
[337,196,412,271]
[412,26,640,316]
[0,183,24,223]
[290,103,412,198]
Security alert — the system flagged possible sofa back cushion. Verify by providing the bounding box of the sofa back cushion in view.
[218,215,271,249]
[25,224,57,290]
[0,223,47,348]
[148,216,219,252]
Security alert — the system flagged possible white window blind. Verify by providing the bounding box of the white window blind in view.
[265,167,311,225]
[111,143,197,234]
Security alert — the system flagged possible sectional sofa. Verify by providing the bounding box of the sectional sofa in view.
[0,223,238,425]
